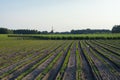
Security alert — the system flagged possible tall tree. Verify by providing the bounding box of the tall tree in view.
[112,25,120,33]
[0,28,9,34]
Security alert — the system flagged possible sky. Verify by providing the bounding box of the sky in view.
[0,0,120,32]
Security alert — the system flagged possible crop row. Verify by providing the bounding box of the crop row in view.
[8,34,120,40]
[0,40,120,80]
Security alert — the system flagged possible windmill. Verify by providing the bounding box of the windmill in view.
[51,26,54,34]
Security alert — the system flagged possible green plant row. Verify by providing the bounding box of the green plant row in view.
[85,41,120,78]
[89,40,120,60]
[16,41,69,80]
[0,40,61,77]
[94,40,120,54]
[95,40,120,50]
[80,41,101,80]
[76,41,82,80]
[0,40,59,69]
[89,40,120,65]
[56,43,73,80]
[92,40,120,56]
[36,41,71,80]
[8,34,120,40]
[35,50,64,80]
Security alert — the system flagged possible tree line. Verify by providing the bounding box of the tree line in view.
[0,25,120,34]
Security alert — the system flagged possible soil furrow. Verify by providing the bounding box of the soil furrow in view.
[63,43,76,80]
[78,41,96,80]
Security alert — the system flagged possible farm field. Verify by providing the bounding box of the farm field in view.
[0,36,120,80]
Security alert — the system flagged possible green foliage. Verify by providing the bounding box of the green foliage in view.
[0,28,13,34]
[0,28,9,34]
[112,25,120,33]
[8,33,120,40]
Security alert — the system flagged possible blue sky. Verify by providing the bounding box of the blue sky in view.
[0,0,120,32]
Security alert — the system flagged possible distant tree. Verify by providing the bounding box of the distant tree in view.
[8,30,13,34]
[112,25,120,33]
[41,31,48,34]
[71,29,110,34]
[0,28,9,34]
[60,31,70,34]
[37,31,41,34]
[13,29,38,34]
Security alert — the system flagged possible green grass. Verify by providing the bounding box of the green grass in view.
[0,34,16,40]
